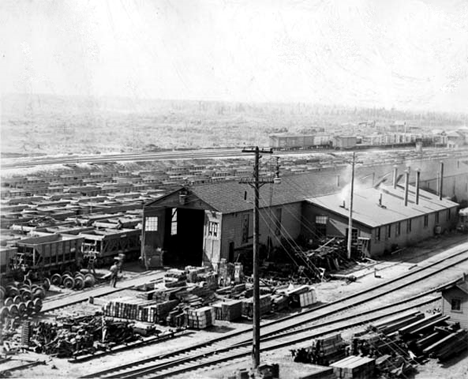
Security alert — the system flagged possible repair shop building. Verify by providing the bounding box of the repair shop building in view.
[302,183,459,257]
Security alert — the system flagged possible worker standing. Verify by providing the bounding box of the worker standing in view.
[109,262,119,288]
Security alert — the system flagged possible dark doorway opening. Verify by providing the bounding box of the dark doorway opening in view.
[166,208,205,266]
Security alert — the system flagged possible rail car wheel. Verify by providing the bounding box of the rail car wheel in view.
[74,277,84,290]
[6,286,19,298]
[4,297,13,307]
[23,279,32,287]
[18,302,27,317]
[42,278,51,291]
[63,271,73,278]
[21,290,33,301]
[33,298,43,313]
[32,287,45,300]
[8,304,19,317]
[51,274,62,286]
[0,306,9,319]
[26,300,34,315]
[63,276,75,289]
[13,295,22,304]
[0,286,5,300]
[84,274,95,287]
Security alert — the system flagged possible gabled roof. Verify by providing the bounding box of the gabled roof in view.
[306,184,458,228]
[439,275,468,295]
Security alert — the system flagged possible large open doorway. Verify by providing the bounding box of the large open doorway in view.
[165,208,205,266]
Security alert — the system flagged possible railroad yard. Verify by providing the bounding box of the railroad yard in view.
[1,147,468,379]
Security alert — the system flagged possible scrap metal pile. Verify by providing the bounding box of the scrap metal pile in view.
[291,310,468,378]
[0,280,47,320]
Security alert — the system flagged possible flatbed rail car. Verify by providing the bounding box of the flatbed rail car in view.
[79,228,141,266]
[7,234,83,278]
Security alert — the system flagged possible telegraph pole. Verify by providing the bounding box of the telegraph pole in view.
[347,152,356,260]
[240,146,277,369]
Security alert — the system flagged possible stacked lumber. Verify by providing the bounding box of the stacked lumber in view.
[213,299,243,321]
[423,328,468,361]
[314,333,347,365]
[331,356,375,379]
[370,310,424,335]
[103,298,179,323]
[398,313,450,340]
[147,300,180,323]
[242,295,271,318]
[186,306,215,329]
[292,333,346,365]
[281,285,317,308]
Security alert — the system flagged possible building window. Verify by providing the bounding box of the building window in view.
[171,209,178,235]
[424,215,428,228]
[451,298,462,312]
[387,225,391,239]
[275,208,282,236]
[375,227,381,242]
[396,222,401,237]
[407,219,412,233]
[242,214,250,244]
[315,215,328,237]
[435,212,440,224]
[207,221,219,238]
[145,217,158,231]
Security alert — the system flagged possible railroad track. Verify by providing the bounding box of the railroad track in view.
[82,247,468,379]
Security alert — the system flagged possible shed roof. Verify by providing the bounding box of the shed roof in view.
[306,184,458,228]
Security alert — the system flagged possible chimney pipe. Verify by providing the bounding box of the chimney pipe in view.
[392,165,398,188]
[416,169,420,205]
[404,169,410,206]
[439,161,444,200]
[379,193,382,206]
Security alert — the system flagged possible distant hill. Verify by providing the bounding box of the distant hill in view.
[1,93,467,156]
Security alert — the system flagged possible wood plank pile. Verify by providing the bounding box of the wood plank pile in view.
[291,333,346,366]
[242,295,271,318]
[330,356,375,379]
[422,328,468,361]
[103,298,179,323]
[186,306,215,329]
[279,285,317,308]
[212,299,243,321]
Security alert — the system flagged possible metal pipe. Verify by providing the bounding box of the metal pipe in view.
[347,152,355,260]
[439,162,444,200]
[416,169,420,205]
[404,169,410,206]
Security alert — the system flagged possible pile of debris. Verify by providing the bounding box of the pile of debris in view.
[291,310,468,378]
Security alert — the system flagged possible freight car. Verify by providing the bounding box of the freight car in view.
[5,234,83,280]
[269,134,332,150]
[80,228,141,266]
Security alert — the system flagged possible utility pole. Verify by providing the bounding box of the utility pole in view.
[347,152,356,260]
[240,146,278,370]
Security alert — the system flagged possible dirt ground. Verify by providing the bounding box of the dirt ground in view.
[3,232,468,379]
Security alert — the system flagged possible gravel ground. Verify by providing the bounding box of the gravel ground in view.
[3,232,468,379]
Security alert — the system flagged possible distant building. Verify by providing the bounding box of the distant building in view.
[332,136,357,149]
[440,274,468,329]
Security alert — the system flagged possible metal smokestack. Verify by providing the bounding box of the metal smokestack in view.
[393,165,398,189]
[439,161,444,200]
[416,169,421,205]
[404,169,410,206]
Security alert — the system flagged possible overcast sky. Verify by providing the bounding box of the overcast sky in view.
[1,0,467,112]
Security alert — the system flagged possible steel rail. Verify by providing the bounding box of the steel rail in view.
[96,296,441,379]
[81,248,468,378]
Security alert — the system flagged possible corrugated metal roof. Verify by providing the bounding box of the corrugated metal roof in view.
[306,184,458,228]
